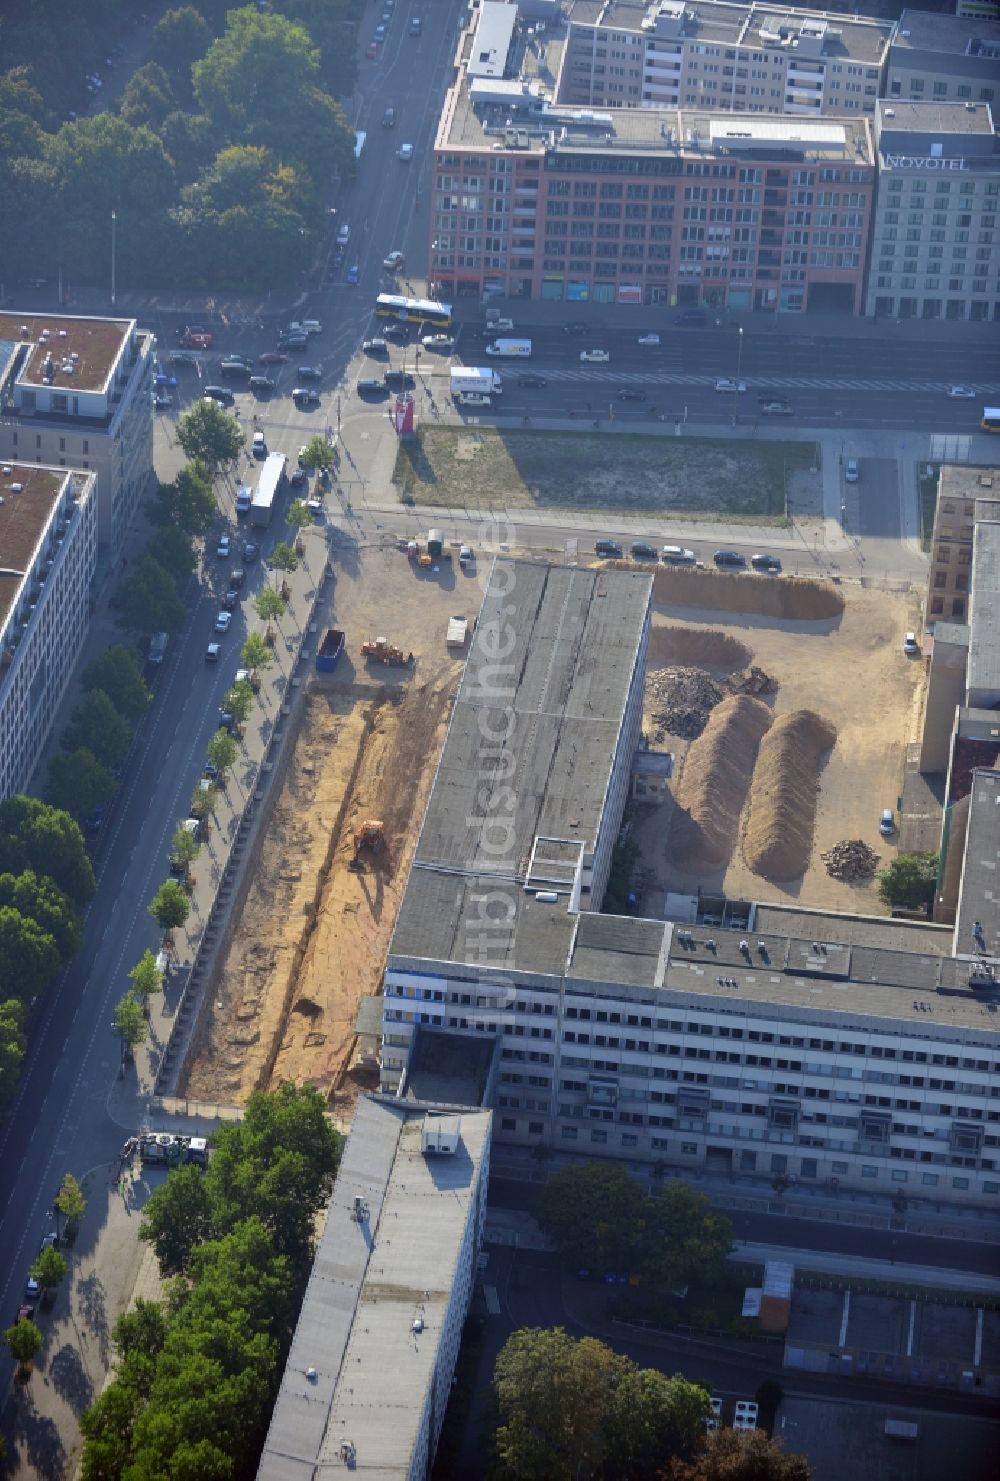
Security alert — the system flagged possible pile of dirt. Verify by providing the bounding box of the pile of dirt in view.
[647,666,725,740]
[743,710,837,882]
[654,568,845,622]
[669,695,773,874]
[821,838,880,882]
[647,625,752,672]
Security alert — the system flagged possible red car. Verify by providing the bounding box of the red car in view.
[257,351,289,365]
[366,40,378,58]
[180,331,213,349]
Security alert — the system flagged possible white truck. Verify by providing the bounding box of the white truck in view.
[450,367,503,397]
[484,338,531,358]
[446,616,469,649]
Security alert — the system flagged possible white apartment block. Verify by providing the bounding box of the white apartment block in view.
[865,101,1000,322]
[0,463,97,800]
[381,561,1000,1209]
[258,1098,491,1481]
[0,311,155,559]
[558,0,892,116]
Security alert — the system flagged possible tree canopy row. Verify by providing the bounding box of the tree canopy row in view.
[0,2,363,291]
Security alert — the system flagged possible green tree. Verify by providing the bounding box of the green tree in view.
[159,109,217,185]
[80,1378,145,1479]
[82,646,151,723]
[0,906,61,1005]
[604,1369,711,1480]
[114,992,148,1060]
[535,1161,647,1273]
[149,880,191,934]
[5,1317,43,1376]
[169,823,200,882]
[151,460,217,535]
[175,399,244,474]
[269,542,298,581]
[222,681,254,727]
[0,796,95,907]
[189,784,218,826]
[204,1082,340,1267]
[641,1182,732,1296]
[30,1245,69,1307]
[0,870,81,961]
[55,1173,87,1236]
[193,8,319,139]
[64,689,132,771]
[254,585,285,638]
[0,998,27,1108]
[664,1428,813,1481]
[240,632,274,679]
[286,496,313,544]
[493,1327,626,1481]
[119,63,177,132]
[206,729,238,780]
[150,6,213,78]
[114,1298,169,1370]
[877,851,938,912]
[129,949,166,1006]
[297,436,332,472]
[145,524,197,585]
[47,748,117,823]
[117,554,187,637]
[139,1164,214,1275]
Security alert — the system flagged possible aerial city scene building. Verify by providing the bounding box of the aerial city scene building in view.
[0,1,998,1479]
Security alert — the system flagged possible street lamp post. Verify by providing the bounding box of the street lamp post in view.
[733,325,743,426]
[110,210,117,308]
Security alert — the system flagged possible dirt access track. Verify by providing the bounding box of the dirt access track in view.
[182,541,481,1116]
[634,568,925,916]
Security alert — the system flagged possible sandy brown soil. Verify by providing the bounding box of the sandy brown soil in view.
[635,579,925,915]
[182,540,481,1115]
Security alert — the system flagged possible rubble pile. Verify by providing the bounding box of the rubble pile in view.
[647,666,724,741]
[728,665,777,697]
[821,839,879,882]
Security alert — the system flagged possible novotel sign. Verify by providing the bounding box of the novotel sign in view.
[883,154,969,171]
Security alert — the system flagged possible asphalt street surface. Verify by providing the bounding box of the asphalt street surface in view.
[1,0,998,1433]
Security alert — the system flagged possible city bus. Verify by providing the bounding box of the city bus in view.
[374,294,453,328]
[982,407,1000,433]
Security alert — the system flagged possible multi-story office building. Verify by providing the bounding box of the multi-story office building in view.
[886,9,1000,110]
[382,561,1000,1208]
[864,101,1000,322]
[258,1095,491,1481]
[0,463,98,800]
[559,0,893,117]
[923,465,1000,630]
[432,15,875,309]
[0,312,155,558]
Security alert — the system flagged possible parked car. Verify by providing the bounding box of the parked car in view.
[366,39,378,58]
[249,375,275,394]
[358,377,390,397]
[637,333,661,346]
[661,545,697,564]
[219,359,251,376]
[487,316,515,332]
[203,385,234,405]
[229,566,245,589]
[257,351,289,365]
[214,611,232,633]
[221,588,239,611]
[580,349,610,363]
[153,393,172,410]
[252,431,267,458]
[715,378,747,393]
[382,105,396,128]
[384,369,415,390]
[903,631,920,655]
[409,16,422,34]
[297,365,322,379]
[750,552,781,573]
[880,807,895,836]
[169,350,199,366]
[337,222,351,246]
[422,334,454,351]
[458,392,491,407]
[398,143,414,162]
[845,458,860,483]
[290,468,308,488]
[374,23,386,41]
[278,333,308,350]
[713,549,746,568]
[217,534,231,559]
[154,373,177,389]
[616,388,647,401]
[347,264,360,284]
[759,398,792,415]
[630,541,658,561]
[363,338,389,356]
[293,387,321,406]
[383,250,405,271]
[595,539,623,559]
[383,321,410,341]
[205,642,221,662]
[242,541,259,563]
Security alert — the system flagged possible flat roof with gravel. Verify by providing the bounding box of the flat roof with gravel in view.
[968,520,1000,700]
[257,1098,490,1481]
[0,311,133,394]
[0,464,69,625]
[954,768,1000,965]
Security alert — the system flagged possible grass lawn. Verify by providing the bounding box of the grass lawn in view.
[393,427,815,524]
